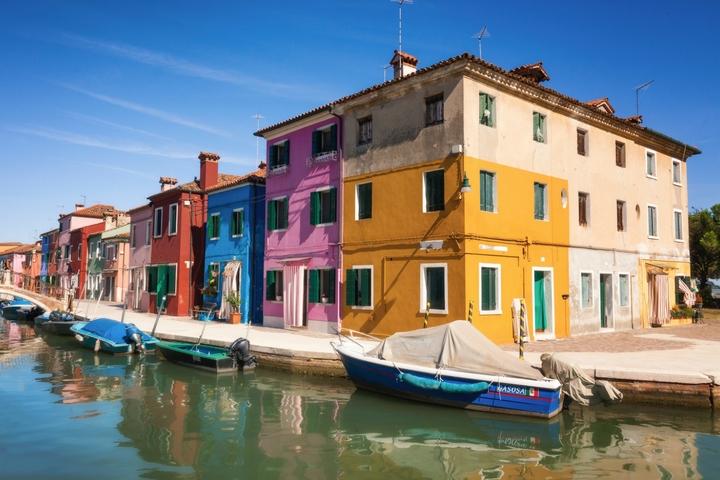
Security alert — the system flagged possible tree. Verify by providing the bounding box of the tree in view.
[689,205,720,289]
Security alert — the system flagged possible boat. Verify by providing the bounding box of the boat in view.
[16,306,45,323]
[332,321,563,418]
[70,318,159,354]
[2,298,35,320]
[38,311,87,336]
[157,338,256,373]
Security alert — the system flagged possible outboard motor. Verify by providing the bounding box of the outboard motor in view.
[129,332,144,353]
[229,338,257,371]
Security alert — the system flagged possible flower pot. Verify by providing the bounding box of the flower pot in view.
[321,296,328,304]
[276,295,283,302]
[229,312,241,324]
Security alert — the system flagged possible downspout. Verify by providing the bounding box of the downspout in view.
[330,107,343,331]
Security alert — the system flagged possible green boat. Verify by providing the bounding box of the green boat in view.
[157,338,256,374]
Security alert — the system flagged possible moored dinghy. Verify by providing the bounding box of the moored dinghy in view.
[332,321,563,418]
[38,310,87,336]
[2,298,34,320]
[71,318,158,354]
[157,338,256,373]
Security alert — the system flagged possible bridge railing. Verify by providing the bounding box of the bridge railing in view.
[0,270,75,302]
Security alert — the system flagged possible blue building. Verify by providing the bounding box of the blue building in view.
[39,228,58,285]
[203,166,266,323]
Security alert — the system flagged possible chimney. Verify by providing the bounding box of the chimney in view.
[199,151,220,190]
[390,50,418,80]
[74,203,85,211]
[159,176,178,192]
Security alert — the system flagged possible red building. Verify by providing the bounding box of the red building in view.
[146,152,240,316]
[68,223,105,299]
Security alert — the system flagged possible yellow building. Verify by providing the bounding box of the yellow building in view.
[334,52,698,343]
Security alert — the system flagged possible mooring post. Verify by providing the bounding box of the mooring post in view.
[151,296,167,337]
[424,301,430,328]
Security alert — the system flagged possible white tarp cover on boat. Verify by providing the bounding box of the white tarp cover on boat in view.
[368,320,543,380]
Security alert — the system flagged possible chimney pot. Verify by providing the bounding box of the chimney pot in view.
[199,151,220,190]
[74,203,84,211]
[389,50,418,80]
[159,176,178,192]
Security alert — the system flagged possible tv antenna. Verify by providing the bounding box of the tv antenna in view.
[634,80,654,116]
[391,0,414,54]
[80,194,87,205]
[382,64,392,82]
[472,26,490,59]
[252,113,265,164]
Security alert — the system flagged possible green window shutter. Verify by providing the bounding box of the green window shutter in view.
[267,201,277,230]
[167,265,176,295]
[310,191,320,225]
[282,141,290,166]
[280,198,289,229]
[480,171,494,212]
[239,210,244,235]
[312,131,320,155]
[359,268,371,307]
[329,188,337,223]
[327,269,336,304]
[308,269,320,303]
[481,267,497,311]
[231,211,237,236]
[533,113,540,141]
[425,170,444,211]
[266,271,276,300]
[330,124,338,151]
[346,269,357,306]
[156,265,168,308]
[487,96,495,127]
[146,266,157,293]
[534,183,543,219]
[358,183,372,219]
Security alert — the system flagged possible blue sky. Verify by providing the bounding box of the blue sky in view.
[1,1,718,242]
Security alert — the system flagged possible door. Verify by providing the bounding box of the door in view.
[600,274,612,328]
[282,264,306,328]
[533,271,547,332]
[156,265,168,309]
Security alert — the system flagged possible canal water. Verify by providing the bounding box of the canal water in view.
[2,318,720,479]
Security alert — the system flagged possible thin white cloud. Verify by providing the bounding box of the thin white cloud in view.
[8,126,193,160]
[61,33,302,97]
[65,111,174,141]
[82,162,155,179]
[59,84,231,137]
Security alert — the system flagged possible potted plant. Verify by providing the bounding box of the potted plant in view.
[226,291,241,324]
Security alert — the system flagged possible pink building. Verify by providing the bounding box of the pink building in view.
[256,114,342,333]
[127,204,153,311]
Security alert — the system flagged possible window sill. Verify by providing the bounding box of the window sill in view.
[425,121,444,127]
[648,235,660,240]
[480,209,497,214]
[646,175,657,180]
[423,209,445,214]
[673,182,683,187]
[351,305,373,311]
[480,310,502,315]
[209,237,219,241]
[674,238,685,243]
[355,217,372,221]
[268,228,288,233]
[231,234,243,238]
[314,222,336,228]
[421,309,448,315]
[168,232,177,237]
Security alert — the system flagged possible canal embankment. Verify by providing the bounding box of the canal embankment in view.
[75,300,720,409]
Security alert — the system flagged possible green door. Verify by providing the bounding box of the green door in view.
[156,265,168,309]
[600,279,607,328]
[534,271,547,331]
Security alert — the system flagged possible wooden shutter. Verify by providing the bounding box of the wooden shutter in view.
[617,201,624,231]
[480,171,494,211]
[534,183,543,219]
[578,194,587,226]
[267,201,277,230]
[533,113,539,140]
[269,145,278,169]
[481,267,496,311]
[312,131,320,156]
[310,192,320,225]
[281,141,290,166]
[167,265,176,295]
[308,269,319,303]
[345,269,357,306]
[329,188,337,223]
[359,268,371,307]
[280,198,289,229]
[327,269,336,304]
[238,210,244,235]
[330,125,337,151]
[358,183,372,219]
[266,271,276,300]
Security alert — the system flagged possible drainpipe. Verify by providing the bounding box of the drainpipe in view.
[330,107,343,331]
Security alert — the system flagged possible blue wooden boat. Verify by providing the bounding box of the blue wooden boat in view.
[71,318,159,354]
[332,321,563,418]
[2,298,34,320]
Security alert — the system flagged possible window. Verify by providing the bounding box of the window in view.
[617,200,626,232]
[581,272,593,308]
[153,207,163,238]
[479,93,495,127]
[615,141,626,167]
[265,270,284,301]
[423,170,445,212]
[145,221,151,245]
[533,112,546,143]
[647,205,658,238]
[672,159,682,185]
[312,125,337,156]
[231,209,244,237]
[269,140,289,170]
[479,264,501,314]
[578,192,589,226]
[356,183,372,220]
[420,264,447,313]
[106,244,116,260]
[146,264,177,295]
[480,171,496,212]
[425,94,444,126]
[77,244,82,261]
[267,198,289,231]
[168,203,178,236]
[358,117,372,145]
[308,269,336,304]
[674,209,683,241]
[618,274,629,307]
[310,188,337,225]
[576,128,588,156]
[346,267,372,308]
[208,213,220,240]
[533,182,547,220]
[646,151,657,178]
[131,225,136,248]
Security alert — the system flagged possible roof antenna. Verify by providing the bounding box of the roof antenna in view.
[634,80,654,116]
[391,0,414,54]
[252,113,264,164]
[80,194,87,205]
[472,26,490,59]
[382,64,392,82]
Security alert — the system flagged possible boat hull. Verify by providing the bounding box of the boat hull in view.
[157,341,244,374]
[335,345,563,418]
[70,322,158,355]
[40,321,79,336]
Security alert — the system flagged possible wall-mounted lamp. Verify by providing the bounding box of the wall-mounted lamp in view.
[458,172,472,199]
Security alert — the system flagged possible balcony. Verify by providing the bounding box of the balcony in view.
[103,259,118,271]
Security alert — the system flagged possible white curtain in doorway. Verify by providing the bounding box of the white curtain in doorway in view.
[220,261,242,319]
[283,264,306,328]
[649,274,670,325]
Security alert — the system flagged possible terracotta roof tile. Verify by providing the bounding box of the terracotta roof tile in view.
[61,204,122,219]
[205,165,267,193]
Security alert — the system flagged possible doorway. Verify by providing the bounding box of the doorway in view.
[282,264,307,328]
[532,268,554,339]
[600,273,613,329]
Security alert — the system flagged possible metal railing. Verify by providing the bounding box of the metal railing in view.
[0,269,75,302]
